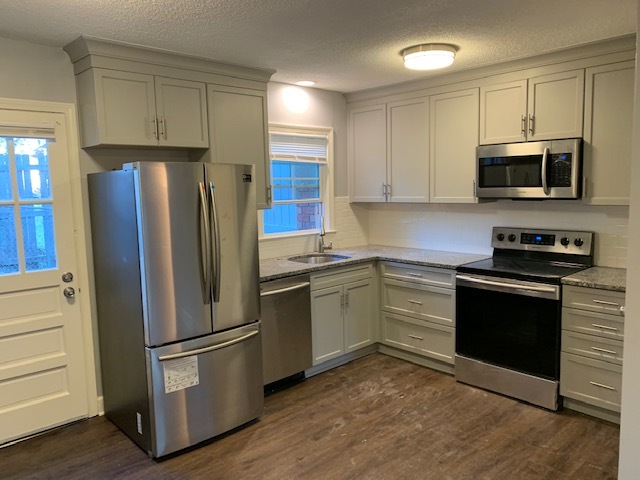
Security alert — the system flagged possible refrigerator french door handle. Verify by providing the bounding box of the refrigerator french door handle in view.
[209,182,222,303]
[157,329,260,361]
[198,182,212,304]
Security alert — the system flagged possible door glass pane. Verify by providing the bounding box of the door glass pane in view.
[0,205,18,274]
[21,204,57,272]
[0,138,12,200]
[15,138,51,200]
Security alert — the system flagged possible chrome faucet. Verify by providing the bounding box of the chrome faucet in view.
[318,216,332,253]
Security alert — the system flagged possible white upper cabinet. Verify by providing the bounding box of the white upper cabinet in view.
[75,68,208,148]
[430,88,479,203]
[348,104,387,202]
[479,70,585,145]
[582,61,635,205]
[206,85,270,209]
[154,77,209,148]
[387,98,430,203]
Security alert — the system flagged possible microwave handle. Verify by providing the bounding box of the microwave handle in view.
[541,147,550,196]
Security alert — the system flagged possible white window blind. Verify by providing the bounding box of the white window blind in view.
[269,133,328,164]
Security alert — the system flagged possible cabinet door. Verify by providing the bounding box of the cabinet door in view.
[582,62,634,205]
[311,286,345,365]
[348,104,387,202]
[155,77,208,148]
[429,88,479,203]
[387,98,429,202]
[527,70,584,141]
[90,68,157,146]
[479,80,527,145]
[207,85,270,209]
[344,279,375,353]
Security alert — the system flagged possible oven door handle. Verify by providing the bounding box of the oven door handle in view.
[457,274,560,300]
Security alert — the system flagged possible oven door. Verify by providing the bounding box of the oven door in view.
[456,274,561,380]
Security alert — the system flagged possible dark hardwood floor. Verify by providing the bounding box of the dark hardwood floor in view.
[0,353,619,480]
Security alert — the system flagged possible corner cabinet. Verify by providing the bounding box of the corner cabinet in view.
[479,70,584,145]
[582,61,635,205]
[310,264,376,365]
[205,85,271,209]
[75,68,208,148]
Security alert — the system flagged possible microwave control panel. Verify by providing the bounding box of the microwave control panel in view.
[548,153,573,187]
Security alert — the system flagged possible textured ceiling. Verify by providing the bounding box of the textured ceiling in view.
[0,0,636,93]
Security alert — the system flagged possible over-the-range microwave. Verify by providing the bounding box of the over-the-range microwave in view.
[475,138,582,200]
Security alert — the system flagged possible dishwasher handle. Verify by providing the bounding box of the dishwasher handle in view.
[260,281,310,297]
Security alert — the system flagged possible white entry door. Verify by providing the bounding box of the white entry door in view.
[0,108,88,444]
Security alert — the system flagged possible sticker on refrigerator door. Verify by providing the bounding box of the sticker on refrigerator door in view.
[163,356,199,394]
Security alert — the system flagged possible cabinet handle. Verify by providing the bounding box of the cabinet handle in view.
[407,299,423,305]
[589,381,616,391]
[592,299,620,307]
[160,118,167,140]
[528,114,534,135]
[382,183,387,201]
[152,117,159,140]
[590,346,618,355]
[406,273,423,278]
[591,323,618,332]
[408,334,423,341]
[266,186,273,205]
[520,115,526,134]
[386,184,391,200]
[345,291,350,307]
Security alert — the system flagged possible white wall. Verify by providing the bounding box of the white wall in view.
[367,202,629,267]
[618,3,640,477]
[0,37,76,103]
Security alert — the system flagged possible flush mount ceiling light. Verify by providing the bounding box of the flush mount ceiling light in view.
[295,80,316,87]
[401,44,457,70]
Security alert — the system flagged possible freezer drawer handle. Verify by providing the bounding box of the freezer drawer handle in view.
[260,282,310,297]
[157,329,259,361]
[589,381,616,391]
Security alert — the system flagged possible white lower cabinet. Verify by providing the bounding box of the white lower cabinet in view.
[310,264,376,366]
[379,262,456,366]
[560,285,626,420]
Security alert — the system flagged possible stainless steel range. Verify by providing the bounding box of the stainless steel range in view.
[455,227,594,410]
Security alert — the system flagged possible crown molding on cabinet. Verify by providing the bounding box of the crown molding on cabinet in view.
[64,35,275,89]
[345,35,636,105]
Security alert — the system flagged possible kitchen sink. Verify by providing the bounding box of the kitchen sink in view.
[288,253,351,264]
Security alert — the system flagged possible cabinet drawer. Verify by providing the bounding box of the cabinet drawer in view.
[382,312,454,364]
[561,330,623,365]
[560,352,622,412]
[381,278,455,327]
[563,285,625,316]
[380,262,455,288]
[562,307,624,340]
[310,263,373,291]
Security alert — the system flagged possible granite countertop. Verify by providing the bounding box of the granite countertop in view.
[259,244,490,282]
[562,266,627,292]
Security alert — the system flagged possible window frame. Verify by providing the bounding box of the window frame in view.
[259,124,334,239]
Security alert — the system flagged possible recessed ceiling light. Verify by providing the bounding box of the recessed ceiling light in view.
[295,81,316,87]
[401,44,457,70]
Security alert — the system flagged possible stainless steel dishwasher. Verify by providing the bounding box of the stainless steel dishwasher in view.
[260,275,312,387]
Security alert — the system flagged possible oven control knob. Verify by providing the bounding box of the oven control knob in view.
[508,234,517,242]
[560,237,570,246]
[574,238,584,247]
[497,233,505,241]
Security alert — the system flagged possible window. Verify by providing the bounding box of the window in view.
[0,134,57,275]
[261,126,332,237]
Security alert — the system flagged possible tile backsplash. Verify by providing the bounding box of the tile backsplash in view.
[260,197,629,268]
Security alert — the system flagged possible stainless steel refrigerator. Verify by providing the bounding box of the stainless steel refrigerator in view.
[88,161,263,458]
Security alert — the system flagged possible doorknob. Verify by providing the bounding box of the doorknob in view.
[62,272,74,283]
[63,287,75,298]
